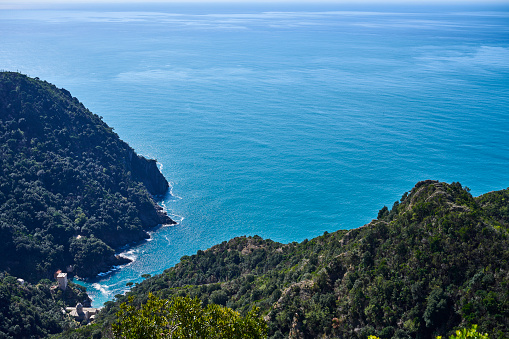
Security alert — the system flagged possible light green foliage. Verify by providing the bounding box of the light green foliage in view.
[437,325,490,339]
[372,325,490,339]
[112,293,267,339]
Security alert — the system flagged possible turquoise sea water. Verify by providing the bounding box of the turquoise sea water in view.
[1,3,508,307]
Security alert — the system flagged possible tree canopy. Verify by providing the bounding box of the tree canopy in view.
[0,72,172,280]
[112,293,267,339]
[96,181,509,339]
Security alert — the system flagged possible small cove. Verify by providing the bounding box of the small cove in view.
[1,3,508,307]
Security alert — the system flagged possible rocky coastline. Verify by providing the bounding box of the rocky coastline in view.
[79,156,177,278]
[0,72,177,282]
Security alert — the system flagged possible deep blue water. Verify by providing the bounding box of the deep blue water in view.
[1,3,508,307]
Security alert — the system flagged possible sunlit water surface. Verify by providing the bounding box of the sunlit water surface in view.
[1,3,508,306]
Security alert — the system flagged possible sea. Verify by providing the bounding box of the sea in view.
[1,2,508,307]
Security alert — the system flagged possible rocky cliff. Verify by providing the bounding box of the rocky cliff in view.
[128,149,169,196]
[0,72,175,279]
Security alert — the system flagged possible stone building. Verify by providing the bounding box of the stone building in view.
[56,272,67,290]
[66,303,99,323]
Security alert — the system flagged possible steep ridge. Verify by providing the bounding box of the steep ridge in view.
[0,72,175,280]
[128,148,169,197]
[95,181,509,339]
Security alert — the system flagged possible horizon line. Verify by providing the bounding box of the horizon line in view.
[2,0,509,11]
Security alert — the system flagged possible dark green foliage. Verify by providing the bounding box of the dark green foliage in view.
[52,323,104,339]
[2,74,508,338]
[0,272,89,338]
[0,72,172,281]
[423,288,449,329]
[70,236,115,276]
[94,181,509,339]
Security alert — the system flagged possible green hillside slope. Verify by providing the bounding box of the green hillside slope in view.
[0,272,91,338]
[2,73,507,338]
[97,181,509,339]
[0,72,174,281]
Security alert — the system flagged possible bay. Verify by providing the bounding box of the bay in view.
[1,3,508,307]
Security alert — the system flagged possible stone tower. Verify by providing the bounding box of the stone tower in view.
[57,272,67,290]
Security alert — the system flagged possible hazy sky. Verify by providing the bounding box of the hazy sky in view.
[2,0,508,11]
[5,0,509,4]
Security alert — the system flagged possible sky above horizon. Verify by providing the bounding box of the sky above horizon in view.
[4,0,509,4]
[2,0,508,11]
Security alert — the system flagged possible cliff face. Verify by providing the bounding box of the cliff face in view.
[0,72,174,280]
[128,150,169,196]
[125,149,175,231]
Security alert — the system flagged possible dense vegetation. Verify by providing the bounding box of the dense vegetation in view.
[0,272,90,338]
[112,293,266,338]
[93,181,509,339]
[0,72,174,281]
[2,73,508,338]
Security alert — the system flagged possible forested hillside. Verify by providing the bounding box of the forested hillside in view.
[95,181,509,339]
[2,73,508,339]
[0,272,90,338]
[0,72,174,281]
